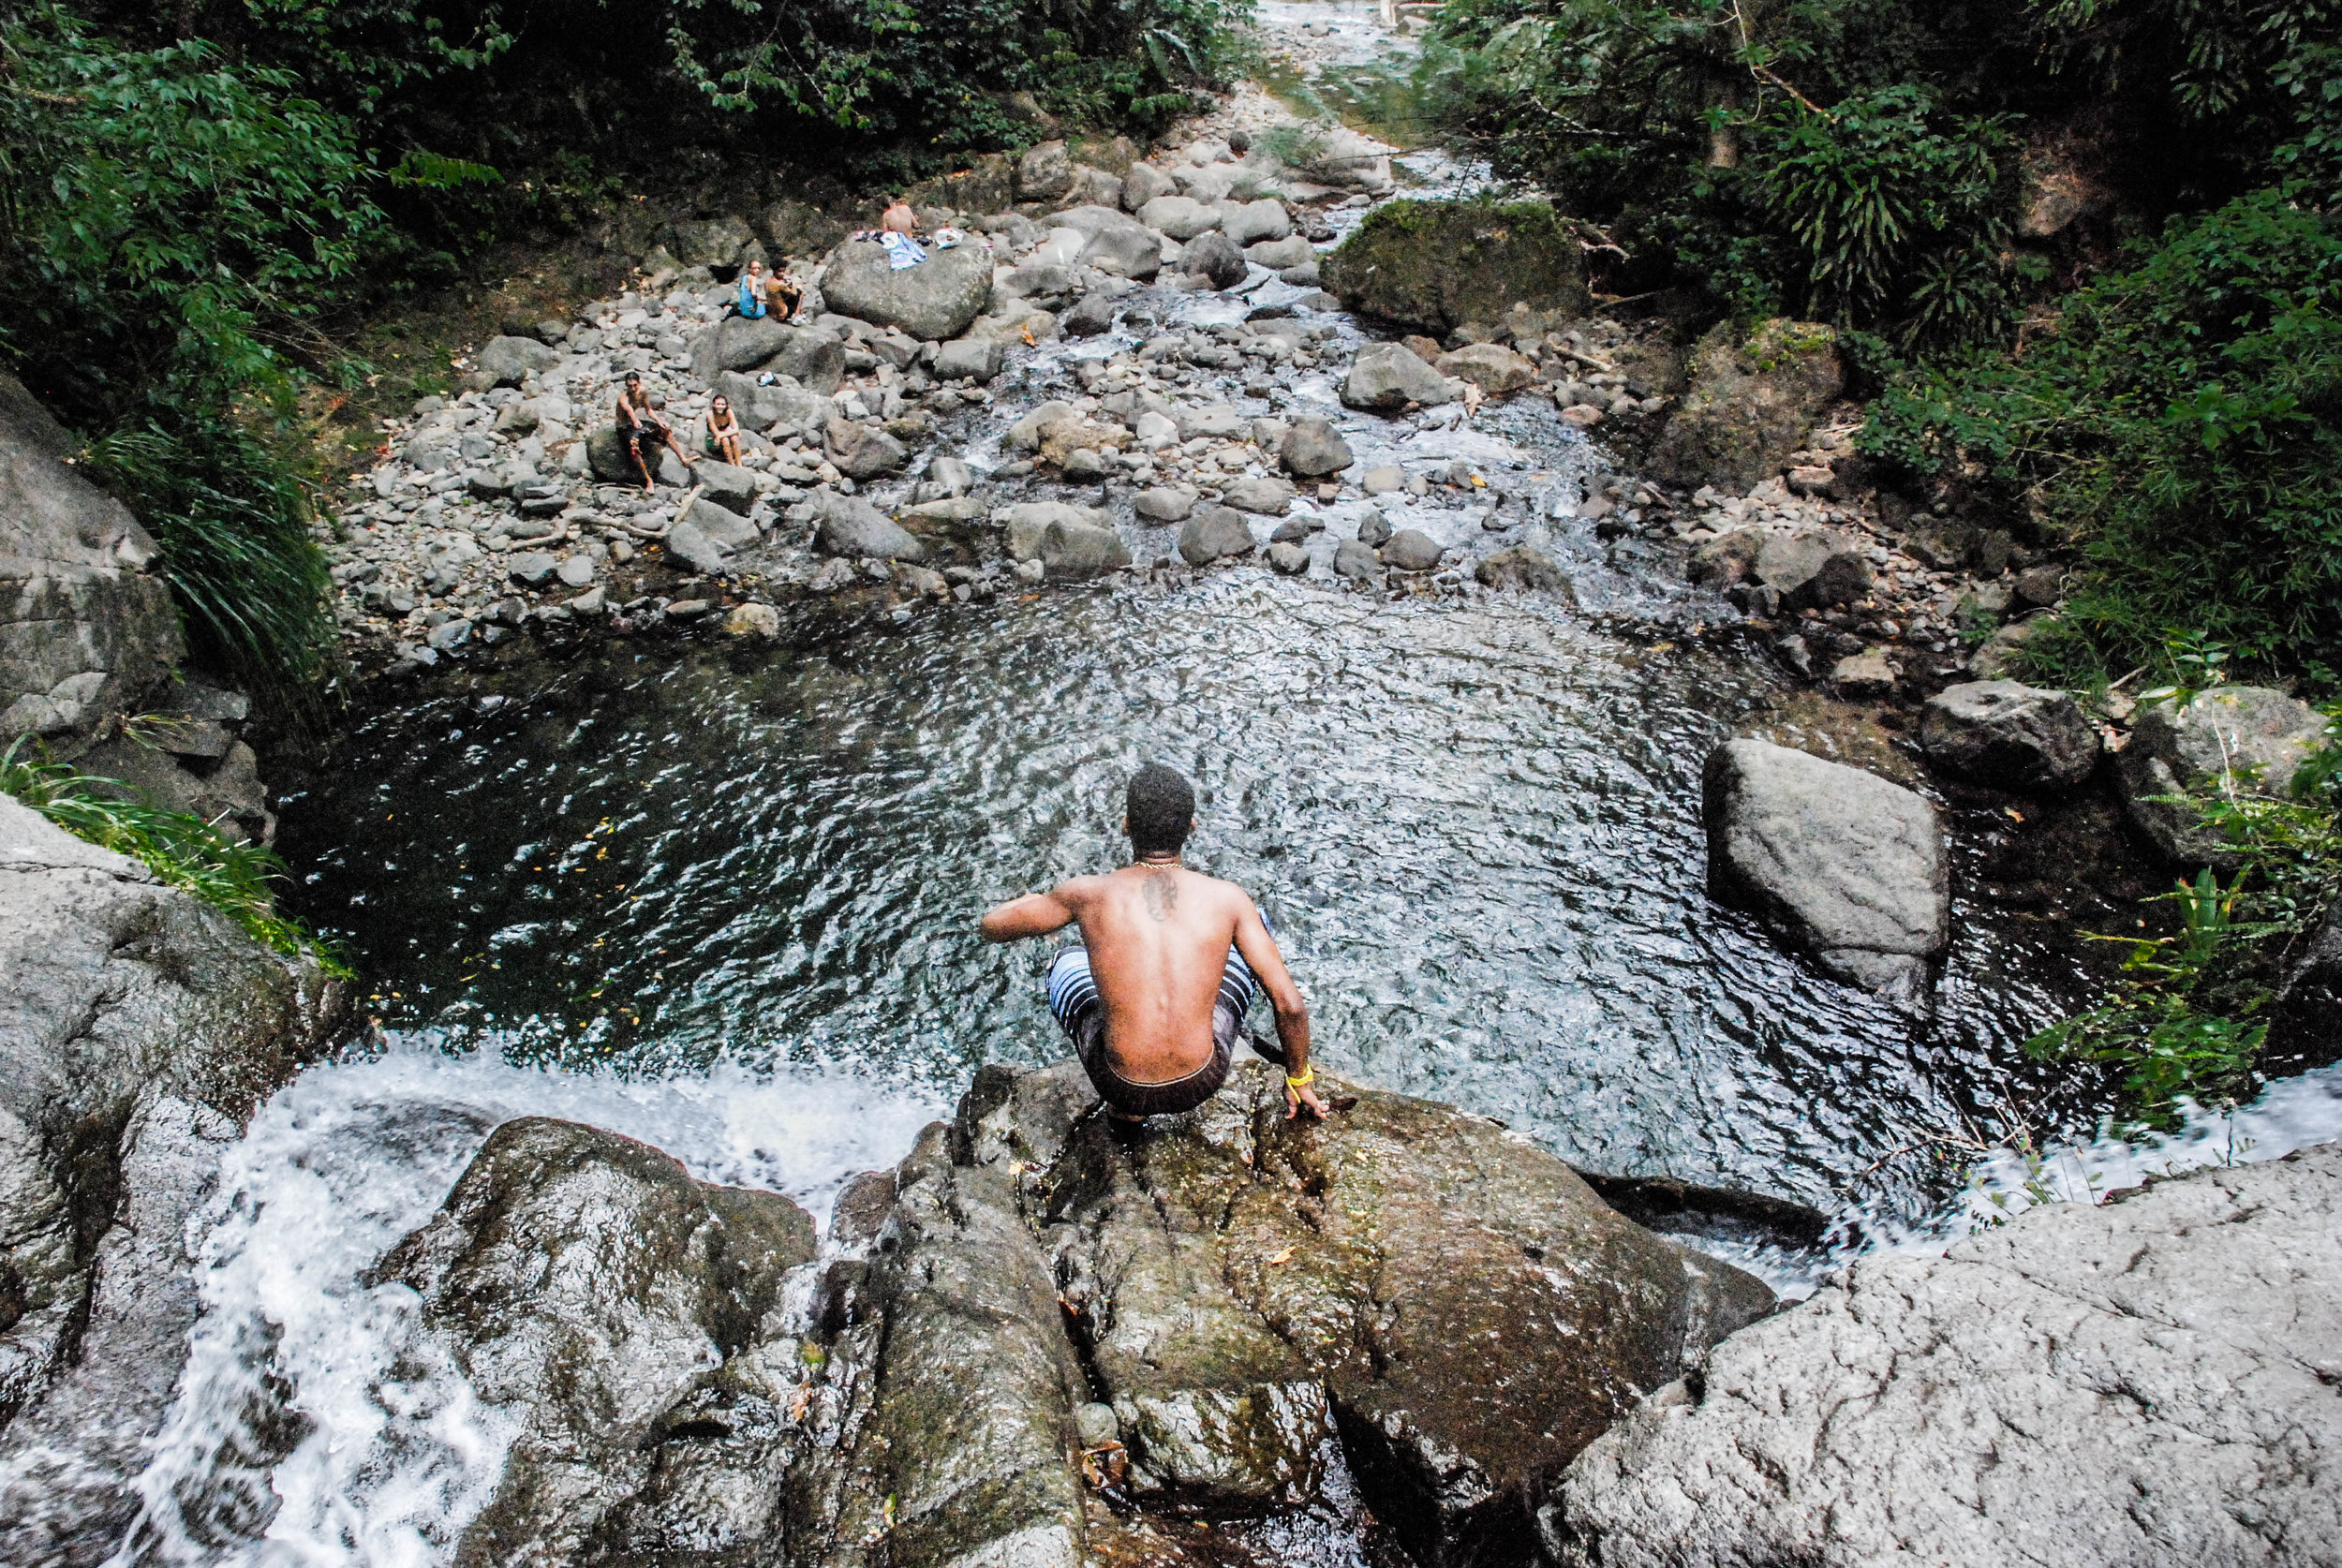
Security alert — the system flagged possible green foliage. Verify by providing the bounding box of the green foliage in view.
[0,737,347,971]
[2026,690,2342,1123]
[1865,190,2342,679]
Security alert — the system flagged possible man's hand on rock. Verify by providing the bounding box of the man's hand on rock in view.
[1286,1079,1327,1120]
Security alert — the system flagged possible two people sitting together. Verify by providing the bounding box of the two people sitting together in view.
[982,765,1327,1121]
[734,259,804,322]
[615,374,750,487]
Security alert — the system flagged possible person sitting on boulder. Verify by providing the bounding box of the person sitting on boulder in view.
[735,259,770,319]
[764,266,804,320]
[980,763,1326,1123]
[880,195,918,236]
[615,371,695,492]
[704,392,743,466]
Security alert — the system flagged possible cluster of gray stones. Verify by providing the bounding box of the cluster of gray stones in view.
[325,122,1472,678]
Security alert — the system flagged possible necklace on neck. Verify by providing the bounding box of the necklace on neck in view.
[1135,856,1180,869]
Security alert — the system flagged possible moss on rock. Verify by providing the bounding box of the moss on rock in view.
[1322,199,1590,334]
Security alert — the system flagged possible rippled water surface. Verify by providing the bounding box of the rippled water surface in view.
[281,578,2091,1221]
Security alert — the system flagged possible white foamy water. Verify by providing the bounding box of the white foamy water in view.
[110,1038,945,1567]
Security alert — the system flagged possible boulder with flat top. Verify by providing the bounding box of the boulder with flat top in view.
[818,239,994,343]
[1703,738,1949,1007]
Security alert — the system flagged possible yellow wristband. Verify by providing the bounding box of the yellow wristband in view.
[1284,1066,1314,1088]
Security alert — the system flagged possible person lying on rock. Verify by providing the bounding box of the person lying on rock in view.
[615,371,696,492]
[735,259,770,319]
[980,763,1327,1122]
[704,392,743,466]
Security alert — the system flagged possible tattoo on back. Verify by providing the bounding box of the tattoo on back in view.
[1142,870,1178,922]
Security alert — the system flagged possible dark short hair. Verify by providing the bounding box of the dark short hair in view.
[1126,764,1194,858]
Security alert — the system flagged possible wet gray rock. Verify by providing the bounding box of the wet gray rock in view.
[1381,528,1445,572]
[0,796,349,1566]
[1062,293,1118,337]
[477,334,561,387]
[1921,680,2099,791]
[694,458,761,513]
[1545,1141,2342,1568]
[713,371,832,436]
[1001,503,1129,579]
[1141,195,1223,243]
[823,418,909,480]
[1341,342,1458,411]
[1222,476,1293,515]
[1649,320,1845,493]
[1334,538,1382,584]
[1476,544,1572,595]
[378,1117,817,1568]
[1222,198,1293,246]
[1077,223,1164,282]
[1178,505,1257,565]
[2117,686,2331,866]
[962,1059,1773,1563]
[662,520,733,576]
[1134,487,1195,522]
[820,240,993,342]
[0,374,182,742]
[1280,417,1354,478]
[1267,540,1310,575]
[813,496,926,563]
[1180,230,1247,289]
[1356,510,1394,548]
[684,496,759,553]
[932,336,1006,382]
[1703,739,1949,1007]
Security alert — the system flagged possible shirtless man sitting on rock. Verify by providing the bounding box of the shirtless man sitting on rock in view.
[981,763,1327,1121]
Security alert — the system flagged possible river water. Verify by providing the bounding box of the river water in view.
[92,6,2342,1562]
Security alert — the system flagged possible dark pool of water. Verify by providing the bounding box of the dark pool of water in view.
[277,577,2097,1230]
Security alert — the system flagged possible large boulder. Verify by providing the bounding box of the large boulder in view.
[812,496,926,563]
[2117,686,2329,865]
[1544,1141,2342,1568]
[1647,320,1845,493]
[819,239,994,342]
[1016,139,1075,202]
[1221,198,1293,246]
[476,333,561,387]
[760,199,848,260]
[1702,739,1949,1006]
[378,1118,817,1567]
[961,1059,1773,1564]
[1921,680,2100,791]
[932,336,1006,382]
[1180,230,1247,289]
[823,417,909,481]
[1341,341,1459,412]
[1140,195,1223,242]
[0,796,350,1565]
[668,214,754,267]
[711,370,832,436]
[691,319,845,395]
[1080,224,1163,281]
[0,374,182,742]
[1322,200,1589,334]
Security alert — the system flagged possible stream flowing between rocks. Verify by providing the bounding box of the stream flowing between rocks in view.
[91,7,2342,1564]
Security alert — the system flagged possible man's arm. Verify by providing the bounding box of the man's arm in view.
[1231,897,1324,1119]
[979,884,1080,943]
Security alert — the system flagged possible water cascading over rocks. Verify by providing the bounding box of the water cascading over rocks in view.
[372,1059,1773,1568]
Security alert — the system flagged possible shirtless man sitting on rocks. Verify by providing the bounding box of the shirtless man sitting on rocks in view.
[981,763,1327,1121]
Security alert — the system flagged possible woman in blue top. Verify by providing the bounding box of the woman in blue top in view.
[736,260,769,319]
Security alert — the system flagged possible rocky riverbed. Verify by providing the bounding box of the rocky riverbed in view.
[3,4,2341,1565]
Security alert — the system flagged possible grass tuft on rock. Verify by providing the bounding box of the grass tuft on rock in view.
[0,737,347,972]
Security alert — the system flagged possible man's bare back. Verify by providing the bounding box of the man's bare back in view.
[980,765,1323,1119]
